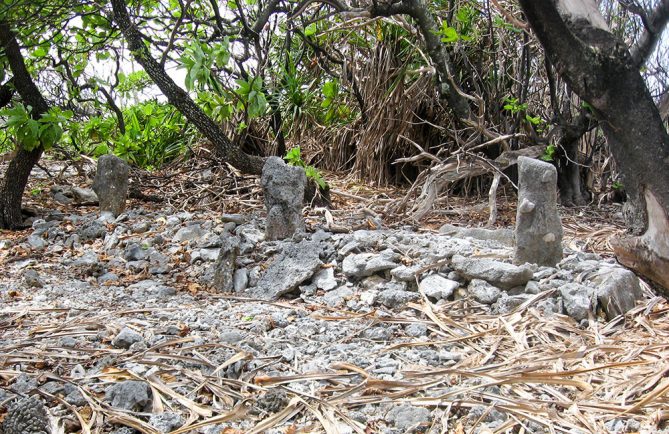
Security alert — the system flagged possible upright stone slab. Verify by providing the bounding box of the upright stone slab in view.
[261,156,306,241]
[93,154,129,217]
[514,156,563,266]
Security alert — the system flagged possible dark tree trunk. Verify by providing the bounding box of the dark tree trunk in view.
[557,139,586,206]
[519,1,669,291]
[110,0,265,175]
[555,113,594,206]
[0,22,50,229]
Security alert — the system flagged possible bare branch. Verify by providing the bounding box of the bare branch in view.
[631,0,669,66]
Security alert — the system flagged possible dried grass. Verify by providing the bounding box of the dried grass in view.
[2,294,668,432]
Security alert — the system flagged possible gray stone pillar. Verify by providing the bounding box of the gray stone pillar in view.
[514,156,563,266]
[93,154,130,217]
[261,157,306,240]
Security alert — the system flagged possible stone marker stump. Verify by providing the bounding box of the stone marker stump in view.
[514,156,563,266]
[261,156,306,240]
[93,154,130,217]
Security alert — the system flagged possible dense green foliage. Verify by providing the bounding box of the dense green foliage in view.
[0,0,667,185]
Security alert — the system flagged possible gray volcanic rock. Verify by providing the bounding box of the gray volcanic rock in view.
[440,224,514,246]
[105,380,152,411]
[560,283,594,321]
[261,157,306,241]
[342,249,400,278]
[250,239,323,300]
[93,154,130,217]
[451,255,533,290]
[467,279,503,304]
[514,156,563,266]
[592,267,644,319]
[419,274,459,300]
[212,235,240,292]
[112,327,144,349]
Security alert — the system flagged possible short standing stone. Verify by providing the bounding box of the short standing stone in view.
[261,157,306,241]
[212,235,240,292]
[514,156,563,266]
[93,154,130,217]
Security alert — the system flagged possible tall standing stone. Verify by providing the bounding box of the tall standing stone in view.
[93,154,130,217]
[261,157,306,240]
[514,156,563,266]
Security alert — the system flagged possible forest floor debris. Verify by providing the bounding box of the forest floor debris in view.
[1,158,667,434]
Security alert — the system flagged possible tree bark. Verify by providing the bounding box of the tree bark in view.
[0,22,49,229]
[110,0,265,175]
[519,0,669,291]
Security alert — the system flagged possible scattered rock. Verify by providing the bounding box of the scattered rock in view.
[105,380,152,411]
[440,224,514,246]
[313,267,337,291]
[451,255,533,290]
[261,157,306,240]
[591,267,644,319]
[560,283,594,321]
[112,327,144,349]
[387,404,431,432]
[514,156,563,266]
[377,288,420,308]
[23,269,44,288]
[149,412,183,433]
[467,279,503,304]
[93,154,130,217]
[419,274,459,300]
[342,249,400,278]
[250,240,323,300]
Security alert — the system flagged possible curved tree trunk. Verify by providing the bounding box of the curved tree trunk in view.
[519,0,669,291]
[110,0,265,175]
[0,21,50,229]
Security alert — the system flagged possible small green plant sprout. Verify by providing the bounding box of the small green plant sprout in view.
[612,180,624,190]
[30,187,42,196]
[541,144,557,162]
[284,146,328,189]
[525,113,547,133]
[502,97,528,114]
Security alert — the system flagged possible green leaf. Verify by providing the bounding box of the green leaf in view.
[284,146,304,167]
[305,23,318,36]
[33,46,49,58]
[322,80,338,99]
[440,26,459,43]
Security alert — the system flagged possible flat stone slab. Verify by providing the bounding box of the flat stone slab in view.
[249,240,323,300]
[451,255,533,290]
